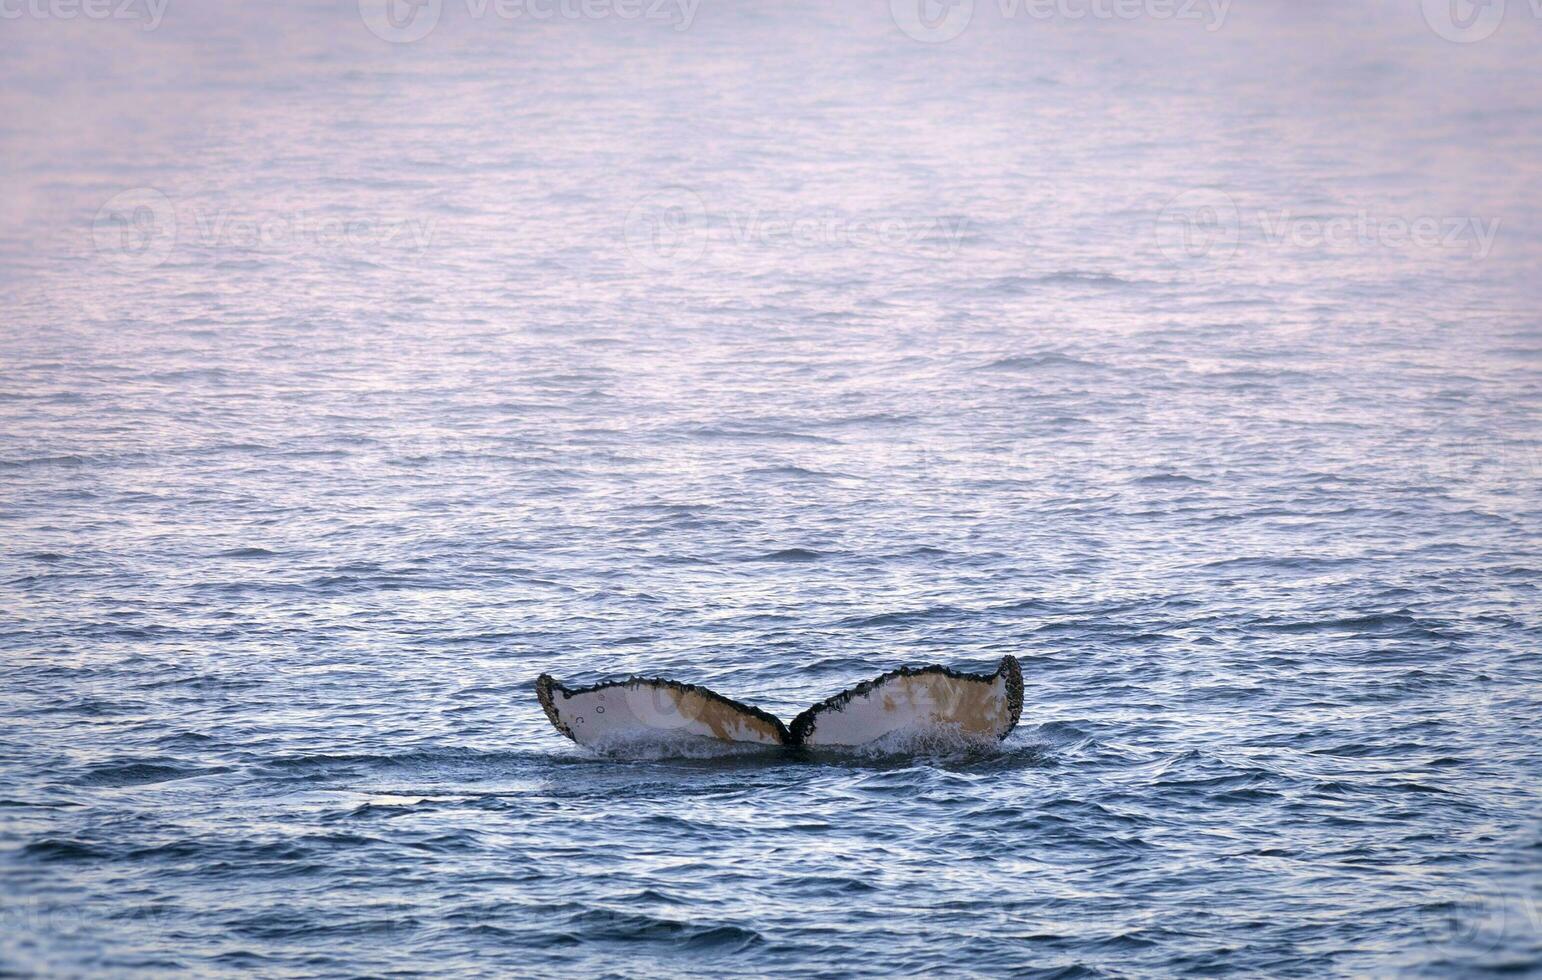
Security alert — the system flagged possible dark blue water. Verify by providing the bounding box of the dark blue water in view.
[3,1,1541,975]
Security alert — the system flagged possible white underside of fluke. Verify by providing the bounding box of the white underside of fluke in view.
[536,676,787,748]
[790,657,1023,748]
[535,656,1022,752]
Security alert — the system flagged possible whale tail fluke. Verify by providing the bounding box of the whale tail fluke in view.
[535,656,1023,752]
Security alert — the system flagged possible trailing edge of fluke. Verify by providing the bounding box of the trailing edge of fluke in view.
[535,655,1023,750]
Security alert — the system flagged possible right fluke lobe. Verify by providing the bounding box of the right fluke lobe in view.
[789,655,1023,748]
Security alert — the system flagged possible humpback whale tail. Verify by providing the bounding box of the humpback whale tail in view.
[535,656,1022,752]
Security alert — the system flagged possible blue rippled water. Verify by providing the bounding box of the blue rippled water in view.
[3,1,1541,975]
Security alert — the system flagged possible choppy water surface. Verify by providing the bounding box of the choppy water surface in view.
[3,2,1541,975]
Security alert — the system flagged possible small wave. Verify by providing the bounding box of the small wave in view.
[834,606,960,628]
[1202,556,1360,572]
[267,449,350,459]
[561,908,763,951]
[231,909,412,940]
[76,762,231,788]
[675,423,840,445]
[0,454,89,469]
[809,412,921,428]
[1251,613,1449,637]
[263,748,546,772]
[752,548,823,563]
[984,271,1138,293]
[214,547,280,559]
[141,673,257,693]
[1032,721,1095,748]
[1033,270,1138,287]
[1131,473,1204,486]
[22,839,112,862]
[746,464,853,481]
[990,597,1059,614]
[976,352,1104,373]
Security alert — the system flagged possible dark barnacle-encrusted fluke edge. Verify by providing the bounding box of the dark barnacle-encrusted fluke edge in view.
[534,673,792,745]
[787,655,1023,746]
[1002,654,1024,732]
[534,673,573,741]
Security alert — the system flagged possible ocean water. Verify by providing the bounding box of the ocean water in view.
[3,1,1541,975]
